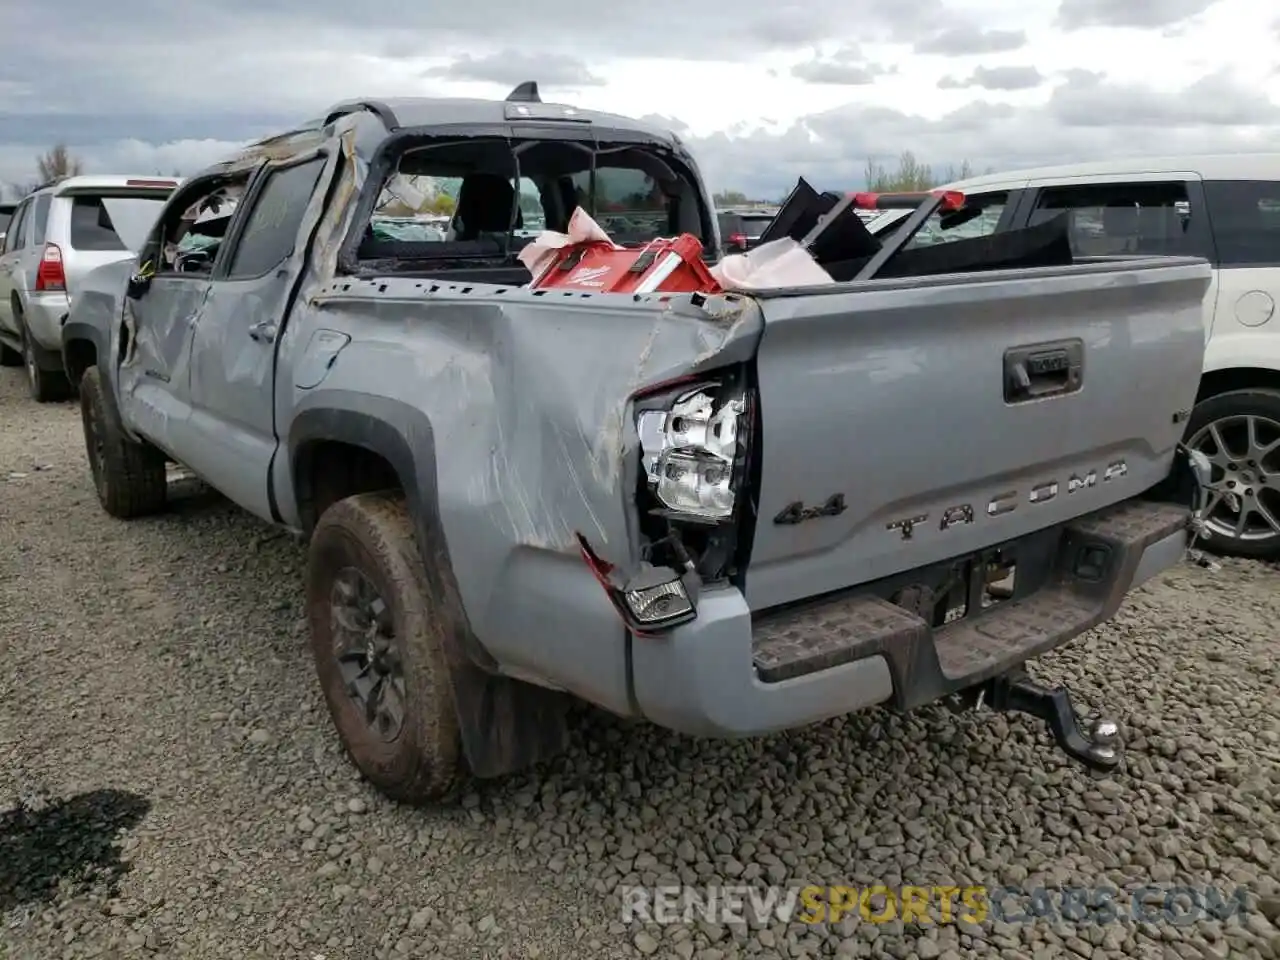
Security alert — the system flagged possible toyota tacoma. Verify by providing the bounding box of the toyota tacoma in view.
[61,84,1210,804]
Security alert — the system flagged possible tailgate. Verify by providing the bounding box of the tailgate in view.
[743,258,1210,611]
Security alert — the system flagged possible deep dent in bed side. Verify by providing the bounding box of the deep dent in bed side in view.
[281,284,762,777]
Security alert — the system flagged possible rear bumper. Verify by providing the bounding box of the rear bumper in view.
[631,498,1192,738]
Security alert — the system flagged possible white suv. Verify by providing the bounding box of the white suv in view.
[864,154,1280,559]
[0,176,179,400]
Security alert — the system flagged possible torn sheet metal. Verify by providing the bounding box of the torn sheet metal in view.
[295,277,762,652]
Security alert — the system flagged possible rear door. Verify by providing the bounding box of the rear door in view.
[1198,179,1280,345]
[1021,173,1217,339]
[0,198,31,335]
[184,151,334,521]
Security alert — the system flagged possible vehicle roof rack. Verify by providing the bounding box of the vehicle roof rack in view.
[322,99,401,132]
[506,81,541,103]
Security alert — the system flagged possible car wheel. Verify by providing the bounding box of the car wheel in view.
[0,342,21,367]
[78,365,168,518]
[16,308,71,403]
[306,492,463,804]
[1184,387,1280,559]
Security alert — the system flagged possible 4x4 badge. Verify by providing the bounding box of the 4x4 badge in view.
[774,494,847,525]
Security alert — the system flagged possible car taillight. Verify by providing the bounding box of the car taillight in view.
[728,232,748,249]
[35,243,65,292]
[575,371,757,634]
[636,382,750,523]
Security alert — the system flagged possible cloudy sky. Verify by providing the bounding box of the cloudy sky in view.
[2,0,1279,200]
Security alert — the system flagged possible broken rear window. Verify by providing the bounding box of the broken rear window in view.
[357,136,709,266]
[67,191,172,252]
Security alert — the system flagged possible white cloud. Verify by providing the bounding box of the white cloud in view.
[0,0,1276,198]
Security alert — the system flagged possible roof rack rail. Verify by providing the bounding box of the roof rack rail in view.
[321,99,401,132]
[506,81,541,103]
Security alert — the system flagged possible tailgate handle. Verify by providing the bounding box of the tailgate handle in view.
[1004,339,1083,403]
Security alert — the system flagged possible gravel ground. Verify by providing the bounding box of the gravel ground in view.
[1,365,1278,960]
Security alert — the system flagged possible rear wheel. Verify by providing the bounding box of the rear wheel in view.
[78,365,168,518]
[305,492,463,804]
[16,307,71,403]
[1185,388,1280,560]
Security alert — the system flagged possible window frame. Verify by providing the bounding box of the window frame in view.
[217,150,331,283]
[337,125,718,275]
[3,198,31,253]
[1023,177,1216,263]
[31,194,52,247]
[1202,178,1280,270]
[137,170,258,283]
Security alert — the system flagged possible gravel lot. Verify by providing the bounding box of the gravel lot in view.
[2,365,1279,960]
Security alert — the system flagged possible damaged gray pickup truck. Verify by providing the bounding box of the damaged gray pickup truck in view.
[62,84,1211,804]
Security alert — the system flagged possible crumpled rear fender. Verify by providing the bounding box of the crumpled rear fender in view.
[281,280,763,776]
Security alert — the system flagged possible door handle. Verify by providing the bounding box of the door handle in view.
[248,320,276,344]
[1003,339,1083,403]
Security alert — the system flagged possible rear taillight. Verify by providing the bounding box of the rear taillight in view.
[576,370,758,634]
[728,232,748,249]
[636,382,751,523]
[35,243,65,292]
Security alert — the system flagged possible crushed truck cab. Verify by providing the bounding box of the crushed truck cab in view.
[62,84,1211,804]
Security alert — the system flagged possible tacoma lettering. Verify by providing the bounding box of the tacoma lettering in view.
[890,459,1128,539]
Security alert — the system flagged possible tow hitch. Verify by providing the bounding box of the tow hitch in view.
[957,670,1122,772]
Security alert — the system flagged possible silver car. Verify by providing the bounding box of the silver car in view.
[0,175,179,400]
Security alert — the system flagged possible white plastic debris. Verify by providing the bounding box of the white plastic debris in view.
[517,207,619,283]
[709,237,833,291]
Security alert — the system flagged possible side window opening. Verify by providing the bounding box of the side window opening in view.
[223,157,327,281]
[6,201,30,252]
[1030,181,1194,258]
[356,137,709,271]
[1203,180,1280,267]
[151,178,250,278]
[901,192,1009,250]
[31,194,51,246]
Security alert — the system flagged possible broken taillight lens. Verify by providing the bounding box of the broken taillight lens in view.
[636,380,752,523]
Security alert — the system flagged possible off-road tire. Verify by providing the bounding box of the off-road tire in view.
[1184,387,1280,560]
[78,365,168,518]
[306,492,463,804]
[0,342,21,367]
[17,308,72,403]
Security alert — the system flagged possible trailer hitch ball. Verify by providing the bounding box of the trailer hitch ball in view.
[980,671,1125,773]
[1086,718,1121,764]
